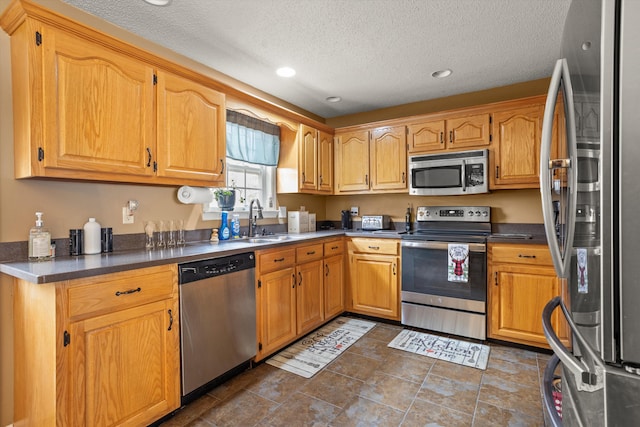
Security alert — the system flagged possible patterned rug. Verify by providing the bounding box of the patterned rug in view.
[266,317,376,378]
[388,329,490,370]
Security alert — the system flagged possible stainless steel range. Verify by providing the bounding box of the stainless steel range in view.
[401,206,490,340]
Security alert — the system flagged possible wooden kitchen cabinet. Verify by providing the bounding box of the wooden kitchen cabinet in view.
[407,113,491,154]
[334,126,407,194]
[295,243,325,335]
[347,238,400,321]
[277,123,334,194]
[12,265,180,426]
[323,239,345,320]
[488,243,570,349]
[0,2,225,186]
[255,239,347,361]
[155,69,226,183]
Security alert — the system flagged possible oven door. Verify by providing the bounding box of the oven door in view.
[401,240,487,313]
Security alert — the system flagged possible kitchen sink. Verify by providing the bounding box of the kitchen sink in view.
[246,235,293,243]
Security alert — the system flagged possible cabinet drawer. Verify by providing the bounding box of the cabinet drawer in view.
[490,244,553,266]
[67,265,176,320]
[348,238,399,255]
[258,247,296,273]
[296,243,324,263]
[324,239,344,256]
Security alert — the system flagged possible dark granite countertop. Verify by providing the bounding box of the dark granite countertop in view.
[1,225,550,284]
[0,230,345,284]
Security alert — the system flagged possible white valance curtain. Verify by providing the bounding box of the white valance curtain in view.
[226,110,280,166]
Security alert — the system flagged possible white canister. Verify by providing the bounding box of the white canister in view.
[83,218,102,254]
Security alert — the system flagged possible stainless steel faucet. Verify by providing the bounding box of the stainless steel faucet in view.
[248,199,264,237]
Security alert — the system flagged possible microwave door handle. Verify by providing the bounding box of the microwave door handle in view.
[542,296,604,392]
[461,159,467,192]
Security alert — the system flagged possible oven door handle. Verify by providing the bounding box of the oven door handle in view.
[401,240,485,252]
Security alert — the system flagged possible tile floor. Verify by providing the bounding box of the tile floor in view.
[161,319,551,426]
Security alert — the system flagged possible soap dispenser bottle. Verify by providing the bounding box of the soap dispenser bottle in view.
[218,212,230,240]
[28,212,51,261]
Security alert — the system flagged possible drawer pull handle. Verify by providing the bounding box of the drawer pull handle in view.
[331,246,339,250]
[306,251,316,255]
[274,257,285,262]
[368,246,380,250]
[518,254,537,259]
[115,287,141,296]
[167,309,173,331]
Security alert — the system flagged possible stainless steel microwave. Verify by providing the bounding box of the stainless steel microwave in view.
[409,149,489,196]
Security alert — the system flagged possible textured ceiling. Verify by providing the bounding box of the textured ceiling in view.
[60,0,572,119]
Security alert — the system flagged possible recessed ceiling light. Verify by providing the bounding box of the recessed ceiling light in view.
[326,96,342,103]
[276,67,296,78]
[431,69,453,79]
[143,0,171,5]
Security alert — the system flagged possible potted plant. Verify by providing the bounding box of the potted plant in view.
[214,181,237,211]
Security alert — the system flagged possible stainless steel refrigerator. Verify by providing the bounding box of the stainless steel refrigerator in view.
[540,0,640,425]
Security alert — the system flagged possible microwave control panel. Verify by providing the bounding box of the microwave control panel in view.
[467,164,485,186]
[416,206,491,222]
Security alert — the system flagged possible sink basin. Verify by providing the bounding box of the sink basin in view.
[247,235,293,243]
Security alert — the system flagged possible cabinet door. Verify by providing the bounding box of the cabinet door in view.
[42,26,155,177]
[407,120,446,153]
[68,299,179,427]
[317,130,334,193]
[446,113,491,149]
[491,105,543,188]
[334,130,370,193]
[489,263,569,348]
[299,124,319,191]
[296,260,325,335]
[156,70,226,183]
[349,253,399,320]
[370,126,407,191]
[324,254,344,319]
[257,267,297,359]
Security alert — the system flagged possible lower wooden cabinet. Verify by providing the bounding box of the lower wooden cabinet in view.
[13,264,180,426]
[488,243,570,348]
[346,238,400,321]
[255,238,345,361]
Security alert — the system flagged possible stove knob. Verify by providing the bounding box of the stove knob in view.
[468,211,474,216]
[482,210,489,217]
[475,211,481,216]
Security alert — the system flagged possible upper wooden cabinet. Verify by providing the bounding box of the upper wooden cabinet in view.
[1,2,225,186]
[491,105,544,188]
[277,124,334,194]
[407,113,491,154]
[334,125,407,194]
[155,70,226,183]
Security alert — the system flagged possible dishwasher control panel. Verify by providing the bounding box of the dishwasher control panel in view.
[179,252,255,284]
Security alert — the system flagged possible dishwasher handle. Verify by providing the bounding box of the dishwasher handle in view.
[179,252,255,284]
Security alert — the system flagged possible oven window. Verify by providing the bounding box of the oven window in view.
[412,166,462,188]
[402,245,486,301]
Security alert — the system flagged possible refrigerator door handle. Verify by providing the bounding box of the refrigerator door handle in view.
[542,296,604,392]
[540,58,578,278]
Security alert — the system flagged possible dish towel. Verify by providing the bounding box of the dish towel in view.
[448,243,469,282]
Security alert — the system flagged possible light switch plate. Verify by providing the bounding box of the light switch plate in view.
[122,207,134,224]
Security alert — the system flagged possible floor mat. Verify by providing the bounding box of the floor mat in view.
[266,316,376,378]
[388,329,490,370]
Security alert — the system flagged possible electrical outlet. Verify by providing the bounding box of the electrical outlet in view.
[350,206,359,216]
[122,207,134,224]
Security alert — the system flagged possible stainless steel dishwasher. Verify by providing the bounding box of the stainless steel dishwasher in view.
[178,252,256,402]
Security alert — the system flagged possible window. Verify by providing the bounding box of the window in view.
[202,110,280,220]
[226,158,277,211]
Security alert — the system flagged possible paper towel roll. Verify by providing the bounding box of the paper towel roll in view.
[177,186,214,204]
